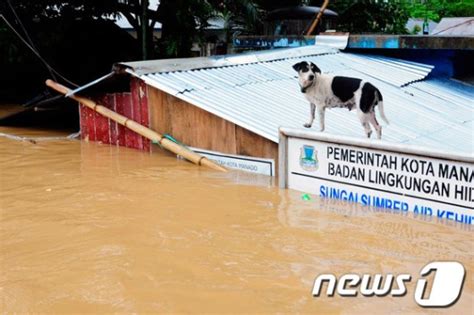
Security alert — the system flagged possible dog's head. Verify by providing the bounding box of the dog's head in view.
[292,61,321,93]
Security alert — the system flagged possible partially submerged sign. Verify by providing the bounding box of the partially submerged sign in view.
[191,147,275,176]
[279,128,474,225]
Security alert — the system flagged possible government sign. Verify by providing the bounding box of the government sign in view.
[279,128,474,224]
[191,147,275,176]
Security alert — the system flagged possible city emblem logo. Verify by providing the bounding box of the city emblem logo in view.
[300,145,318,171]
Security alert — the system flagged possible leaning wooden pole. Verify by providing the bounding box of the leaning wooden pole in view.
[46,79,226,172]
[306,0,330,36]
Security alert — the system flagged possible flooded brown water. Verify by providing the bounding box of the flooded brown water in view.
[0,126,472,314]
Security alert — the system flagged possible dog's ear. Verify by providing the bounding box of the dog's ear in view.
[310,62,321,74]
[292,62,304,72]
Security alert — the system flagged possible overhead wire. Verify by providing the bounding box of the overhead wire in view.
[5,0,58,81]
[1,3,79,87]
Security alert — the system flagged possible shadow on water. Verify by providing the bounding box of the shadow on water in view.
[0,100,79,132]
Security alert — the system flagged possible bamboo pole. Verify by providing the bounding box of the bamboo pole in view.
[46,79,226,172]
[306,0,330,36]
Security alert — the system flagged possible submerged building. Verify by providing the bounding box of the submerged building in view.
[68,43,473,176]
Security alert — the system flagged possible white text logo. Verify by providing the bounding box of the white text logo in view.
[312,261,465,307]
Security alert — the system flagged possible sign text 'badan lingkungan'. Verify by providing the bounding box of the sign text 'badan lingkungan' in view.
[279,128,474,225]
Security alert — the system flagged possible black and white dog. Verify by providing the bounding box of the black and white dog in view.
[293,61,389,139]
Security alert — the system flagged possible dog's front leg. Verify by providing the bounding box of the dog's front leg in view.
[304,103,316,128]
[317,104,325,132]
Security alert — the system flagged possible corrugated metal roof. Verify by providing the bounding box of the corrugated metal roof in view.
[125,46,473,155]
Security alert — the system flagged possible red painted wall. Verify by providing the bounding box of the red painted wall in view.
[79,77,151,152]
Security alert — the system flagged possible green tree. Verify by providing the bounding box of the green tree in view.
[256,0,414,34]
[326,0,410,34]
[211,0,261,44]
[155,0,214,58]
[1,0,156,58]
[407,0,474,22]
[2,0,261,59]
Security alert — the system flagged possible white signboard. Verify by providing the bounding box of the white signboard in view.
[191,147,275,176]
[280,129,473,225]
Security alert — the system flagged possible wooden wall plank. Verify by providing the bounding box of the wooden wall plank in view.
[138,80,151,152]
[114,93,127,147]
[235,126,278,159]
[79,104,91,141]
[107,94,119,146]
[79,90,150,152]
[130,78,143,150]
[121,93,140,150]
[147,86,237,154]
[151,88,171,134]
[87,105,97,142]
[171,99,237,154]
[235,125,279,174]
[147,87,169,153]
[94,95,111,144]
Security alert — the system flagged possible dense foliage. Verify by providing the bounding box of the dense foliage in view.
[406,0,474,22]
[325,0,410,34]
[1,0,261,58]
[2,0,474,59]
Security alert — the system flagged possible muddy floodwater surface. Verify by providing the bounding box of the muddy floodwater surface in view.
[0,126,472,314]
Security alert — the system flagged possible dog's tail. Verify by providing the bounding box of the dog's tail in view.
[376,89,389,125]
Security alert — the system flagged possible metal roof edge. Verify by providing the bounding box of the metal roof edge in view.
[117,45,338,75]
